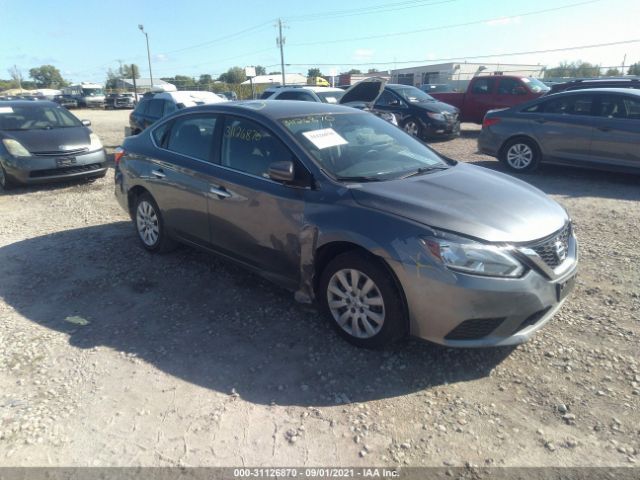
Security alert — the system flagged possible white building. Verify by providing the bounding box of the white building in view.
[241,73,307,85]
[391,62,546,90]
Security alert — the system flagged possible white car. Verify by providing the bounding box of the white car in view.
[260,86,345,104]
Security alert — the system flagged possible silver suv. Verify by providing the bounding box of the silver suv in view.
[260,86,345,104]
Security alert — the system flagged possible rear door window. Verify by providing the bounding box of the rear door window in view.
[470,78,497,94]
[543,95,594,116]
[597,95,640,120]
[165,114,218,162]
[147,99,164,118]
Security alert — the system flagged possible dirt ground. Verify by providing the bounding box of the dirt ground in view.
[0,108,638,468]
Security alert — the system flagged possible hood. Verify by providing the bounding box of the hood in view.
[3,126,91,154]
[340,77,386,106]
[412,99,459,114]
[349,163,567,243]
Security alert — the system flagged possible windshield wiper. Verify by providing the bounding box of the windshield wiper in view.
[335,175,384,183]
[397,165,448,179]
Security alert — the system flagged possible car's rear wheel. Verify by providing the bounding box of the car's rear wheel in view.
[319,251,407,349]
[0,165,14,190]
[133,192,176,253]
[402,118,422,138]
[500,138,541,172]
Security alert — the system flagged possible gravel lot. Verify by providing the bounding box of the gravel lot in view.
[0,108,638,468]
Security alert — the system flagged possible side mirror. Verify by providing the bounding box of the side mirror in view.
[389,99,401,106]
[81,119,91,126]
[268,160,295,183]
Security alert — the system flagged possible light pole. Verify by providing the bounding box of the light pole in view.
[138,24,154,88]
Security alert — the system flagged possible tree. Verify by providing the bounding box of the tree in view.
[29,65,68,88]
[628,62,640,76]
[105,68,119,89]
[544,61,600,79]
[268,71,281,75]
[307,68,322,78]
[199,74,213,86]
[347,69,362,74]
[120,64,140,79]
[367,68,380,74]
[218,67,246,84]
[255,65,266,76]
[605,68,621,77]
[8,66,22,89]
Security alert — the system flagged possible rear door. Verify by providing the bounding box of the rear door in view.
[144,113,219,244]
[529,93,596,163]
[589,93,640,169]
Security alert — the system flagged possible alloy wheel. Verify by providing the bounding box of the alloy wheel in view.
[136,200,160,247]
[326,268,385,339]
[403,121,419,137]
[506,143,534,170]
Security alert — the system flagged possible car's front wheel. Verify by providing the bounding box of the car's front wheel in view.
[500,138,541,172]
[0,165,14,190]
[319,251,407,349]
[133,192,176,253]
[402,118,422,138]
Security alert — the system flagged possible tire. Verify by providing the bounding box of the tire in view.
[499,137,541,173]
[402,118,423,139]
[0,165,14,190]
[133,192,177,253]
[318,251,407,349]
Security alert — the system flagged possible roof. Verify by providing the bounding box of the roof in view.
[548,87,640,96]
[186,99,364,119]
[264,85,343,93]
[117,78,173,88]
[0,100,59,107]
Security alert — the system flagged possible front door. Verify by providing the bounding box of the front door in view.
[205,115,308,288]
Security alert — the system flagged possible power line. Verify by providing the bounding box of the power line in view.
[285,0,456,22]
[289,0,604,47]
[283,38,640,67]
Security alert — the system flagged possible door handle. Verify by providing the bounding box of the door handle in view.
[210,185,231,199]
[151,169,166,179]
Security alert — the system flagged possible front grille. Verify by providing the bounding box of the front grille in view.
[33,148,89,157]
[445,317,505,341]
[529,223,571,268]
[30,163,103,178]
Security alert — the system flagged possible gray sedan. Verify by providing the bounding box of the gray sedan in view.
[114,101,577,348]
[478,88,640,173]
[0,101,107,188]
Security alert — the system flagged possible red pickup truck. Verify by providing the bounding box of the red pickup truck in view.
[430,75,550,124]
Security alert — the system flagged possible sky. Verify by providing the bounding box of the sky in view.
[0,0,638,84]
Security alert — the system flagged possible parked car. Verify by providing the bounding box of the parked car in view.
[371,84,460,140]
[263,79,398,125]
[260,85,345,104]
[547,77,640,95]
[0,101,107,188]
[431,75,550,124]
[219,91,238,101]
[105,93,136,109]
[478,88,640,173]
[420,84,454,93]
[53,94,78,109]
[128,90,226,135]
[114,100,577,348]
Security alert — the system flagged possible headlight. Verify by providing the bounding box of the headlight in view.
[422,232,525,278]
[427,112,446,122]
[89,133,103,150]
[2,139,31,158]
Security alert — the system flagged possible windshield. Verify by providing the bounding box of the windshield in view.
[0,105,82,130]
[316,91,345,104]
[82,88,104,97]
[521,77,550,93]
[281,112,449,181]
[392,86,436,103]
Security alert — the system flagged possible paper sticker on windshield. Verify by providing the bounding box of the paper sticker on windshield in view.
[302,128,348,149]
[0,107,13,114]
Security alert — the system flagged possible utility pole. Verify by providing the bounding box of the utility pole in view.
[277,18,286,86]
[138,24,154,88]
[621,53,627,75]
[12,65,22,90]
